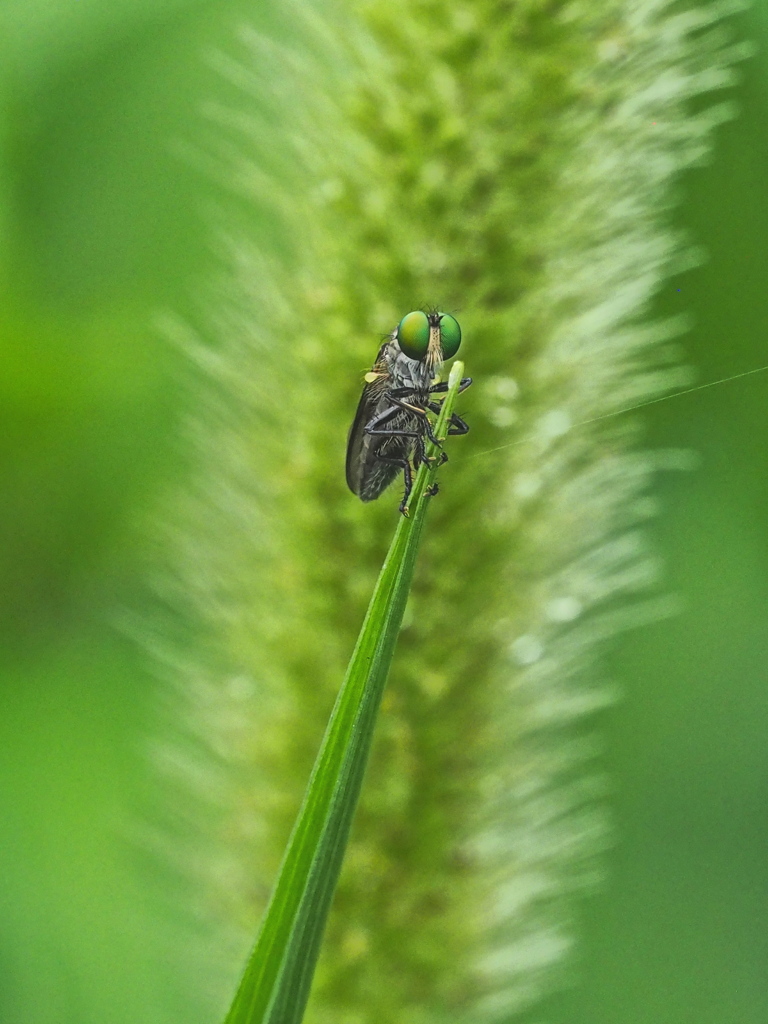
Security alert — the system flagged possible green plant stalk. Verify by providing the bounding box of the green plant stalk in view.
[223,360,466,1024]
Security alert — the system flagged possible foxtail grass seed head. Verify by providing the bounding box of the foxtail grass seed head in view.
[155,2,747,1020]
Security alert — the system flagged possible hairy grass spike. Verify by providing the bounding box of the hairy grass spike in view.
[155,2,747,1021]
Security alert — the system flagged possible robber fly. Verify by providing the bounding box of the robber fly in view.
[346,309,472,516]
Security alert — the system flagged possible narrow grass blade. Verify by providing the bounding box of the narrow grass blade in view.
[222,360,466,1024]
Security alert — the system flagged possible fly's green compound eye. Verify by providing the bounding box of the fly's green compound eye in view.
[438,313,461,358]
[397,310,430,360]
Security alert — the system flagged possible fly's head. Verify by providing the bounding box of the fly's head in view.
[390,310,462,388]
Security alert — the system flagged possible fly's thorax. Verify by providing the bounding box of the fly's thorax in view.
[386,337,440,391]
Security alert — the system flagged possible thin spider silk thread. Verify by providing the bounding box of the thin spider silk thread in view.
[467,362,768,460]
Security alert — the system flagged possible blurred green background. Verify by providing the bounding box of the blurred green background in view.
[0,2,766,1023]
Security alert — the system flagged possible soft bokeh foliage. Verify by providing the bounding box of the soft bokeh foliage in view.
[1,2,767,1024]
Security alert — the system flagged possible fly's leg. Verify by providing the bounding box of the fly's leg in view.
[367,400,441,458]
[364,404,420,439]
[366,426,419,438]
[446,412,470,436]
[411,433,440,501]
[413,432,428,469]
[420,412,442,448]
[366,403,449,514]
[428,376,473,395]
[399,458,411,516]
[386,396,443,448]
[384,387,450,447]
[426,403,469,436]
[415,429,443,468]
[426,378,471,445]
[416,405,465,469]
[374,453,413,516]
[421,436,447,466]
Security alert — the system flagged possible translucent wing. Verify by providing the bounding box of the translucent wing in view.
[345,348,396,499]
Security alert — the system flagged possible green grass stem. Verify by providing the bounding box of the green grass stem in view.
[222,360,466,1024]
